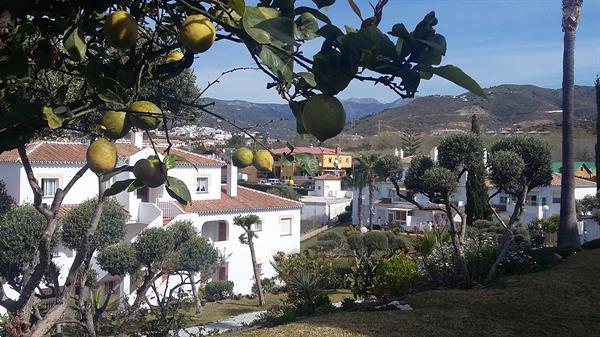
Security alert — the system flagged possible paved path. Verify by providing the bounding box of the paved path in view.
[179,310,266,336]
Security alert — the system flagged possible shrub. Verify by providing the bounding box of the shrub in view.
[373,254,420,298]
[583,238,600,250]
[204,280,234,301]
[315,231,342,251]
[252,277,277,295]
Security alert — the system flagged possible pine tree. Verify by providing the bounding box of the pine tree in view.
[400,129,422,156]
[465,115,491,225]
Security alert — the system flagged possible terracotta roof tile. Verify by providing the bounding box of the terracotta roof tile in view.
[313,174,342,180]
[184,186,302,215]
[0,142,140,164]
[156,147,223,167]
[551,172,596,188]
[272,146,350,156]
[56,204,76,219]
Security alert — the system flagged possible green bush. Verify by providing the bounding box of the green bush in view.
[252,277,277,295]
[204,280,234,301]
[373,254,420,298]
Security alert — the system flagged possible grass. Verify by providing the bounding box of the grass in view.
[300,225,348,252]
[231,249,600,337]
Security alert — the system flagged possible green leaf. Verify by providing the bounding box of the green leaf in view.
[419,71,433,80]
[97,90,125,104]
[289,100,308,135]
[101,165,134,182]
[296,72,316,88]
[255,17,295,45]
[312,0,336,9]
[127,179,145,192]
[340,26,397,69]
[163,154,187,170]
[312,49,357,95]
[166,176,192,205]
[294,153,319,176]
[295,13,319,40]
[243,6,280,44]
[294,7,331,24]
[41,106,64,129]
[104,179,136,197]
[430,65,487,98]
[63,25,86,61]
[228,0,245,15]
[259,44,294,82]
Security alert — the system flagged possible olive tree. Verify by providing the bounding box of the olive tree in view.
[0,180,14,214]
[0,1,484,335]
[485,136,553,282]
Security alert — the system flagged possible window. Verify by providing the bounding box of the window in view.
[41,178,59,197]
[280,217,292,236]
[328,158,332,163]
[253,220,262,232]
[552,194,561,204]
[196,177,209,194]
[499,196,508,204]
[257,263,263,276]
[104,280,115,293]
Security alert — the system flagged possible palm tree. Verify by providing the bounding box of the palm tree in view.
[346,164,369,226]
[558,0,583,249]
[356,153,380,230]
[233,214,265,306]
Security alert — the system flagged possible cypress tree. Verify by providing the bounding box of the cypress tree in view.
[465,115,491,225]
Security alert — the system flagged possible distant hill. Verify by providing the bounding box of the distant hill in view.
[348,84,596,135]
[191,97,409,139]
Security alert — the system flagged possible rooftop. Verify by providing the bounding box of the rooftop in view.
[313,174,342,181]
[551,161,596,173]
[184,186,302,215]
[551,172,596,188]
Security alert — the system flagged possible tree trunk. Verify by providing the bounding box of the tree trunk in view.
[444,204,470,286]
[357,186,364,226]
[558,0,583,249]
[189,273,202,314]
[368,176,375,230]
[248,237,265,306]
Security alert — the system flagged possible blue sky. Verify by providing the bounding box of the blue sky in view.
[193,0,600,103]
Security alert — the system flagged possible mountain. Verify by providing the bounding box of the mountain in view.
[192,97,405,139]
[348,84,596,135]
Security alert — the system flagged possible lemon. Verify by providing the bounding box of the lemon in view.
[104,10,138,50]
[87,138,117,174]
[232,147,253,168]
[253,149,273,172]
[165,51,184,63]
[302,94,346,142]
[101,111,131,140]
[134,156,166,188]
[179,14,216,53]
[129,101,163,130]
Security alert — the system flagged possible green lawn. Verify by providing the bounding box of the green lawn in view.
[301,226,348,251]
[231,249,600,337]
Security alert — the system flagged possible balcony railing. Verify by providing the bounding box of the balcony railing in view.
[156,200,184,219]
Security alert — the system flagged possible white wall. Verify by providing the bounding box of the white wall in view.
[163,208,301,295]
[302,200,350,223]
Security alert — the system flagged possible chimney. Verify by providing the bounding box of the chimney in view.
[399,148,404,159]
[131,131,143,148]
[227,164,238,197]
[335,144,340,154]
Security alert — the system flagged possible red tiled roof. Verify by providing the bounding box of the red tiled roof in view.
[0,142,222,167]
[0,142,140,164]
[184,186,302,215]
[272,146,350,156]
[313,174,342,180]
[156,147,223,167]
[57,204,76,218]
[551,172,596,188]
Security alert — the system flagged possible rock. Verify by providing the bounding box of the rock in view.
[375,300,413,311]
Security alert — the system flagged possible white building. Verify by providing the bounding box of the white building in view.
[0,134,301,313]
[300,174,352,224]
[352,148,599,242]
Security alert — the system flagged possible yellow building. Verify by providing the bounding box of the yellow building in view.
[271,146,353,184]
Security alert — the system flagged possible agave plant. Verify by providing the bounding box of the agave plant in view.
[287,268,324,315]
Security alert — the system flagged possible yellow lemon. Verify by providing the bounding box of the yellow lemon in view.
[129,101,163,130]
[232,147,253,168]
[133,156,166,188]
[87,138,117,174]
[179,14,216,53]
[302,94,346,142]
[104,10,138,50]
[253,149,274,172]
[165,51,184,63]
[101,111,131,140]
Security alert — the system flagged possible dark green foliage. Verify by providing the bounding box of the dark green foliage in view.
[488,150,525,194]
[0,179,14,214]
[466,162,492,225]
[315,231,342,251]
[421,167,457,202]
[490,136,553,194]
[253,277,278,295]
[373,254,420,298]
[404,155,434,192]
[204,280,234,301]
[266,186,302,201]
[97,243,139,276]
[471,115,480,134]
[168,220,196,248]
[374,154,403,182]
[176,236,219,273]
[133,227,175,268]
[400,129,422,156]
[0,205,49,280]
[437,133,484,173]
[61,198,127,251]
